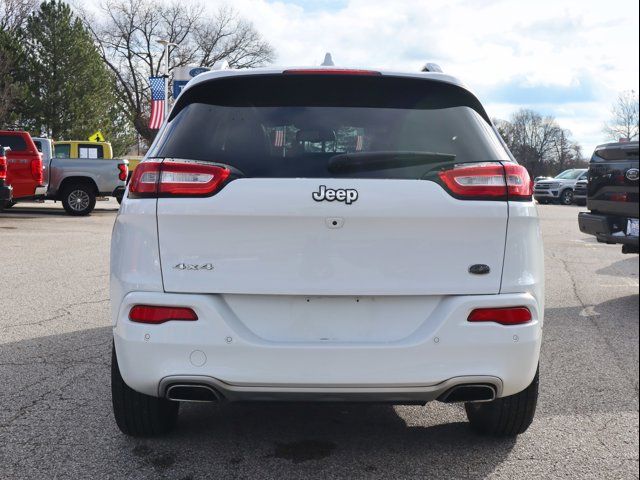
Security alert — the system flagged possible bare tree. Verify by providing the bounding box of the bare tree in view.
[571,143,584,166]
[499,109,561,177]
[193,6,275,69]
[0,0,37,32]
[80,0,275,143]
[496,109,585,177]
[603,90,639,142]
[553,129,582,172]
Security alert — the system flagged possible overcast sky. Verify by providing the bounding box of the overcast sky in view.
[81,0,639,155]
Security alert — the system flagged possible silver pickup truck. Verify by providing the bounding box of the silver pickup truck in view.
[32,137,127,215]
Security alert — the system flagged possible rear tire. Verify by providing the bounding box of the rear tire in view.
[61,182,96,216]
[465,367,539,436]
[111,344,179,437]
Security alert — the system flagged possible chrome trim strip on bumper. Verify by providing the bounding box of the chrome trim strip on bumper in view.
[158,375,504,403]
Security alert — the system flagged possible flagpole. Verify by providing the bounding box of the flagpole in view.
[157,39,178,121]
[163,42,168,120]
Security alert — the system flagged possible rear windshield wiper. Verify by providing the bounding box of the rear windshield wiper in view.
[327,151,456,174]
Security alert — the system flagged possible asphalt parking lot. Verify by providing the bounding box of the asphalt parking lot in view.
[0,200,638,479]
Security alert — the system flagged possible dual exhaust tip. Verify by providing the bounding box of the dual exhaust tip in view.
[165,383,497,404]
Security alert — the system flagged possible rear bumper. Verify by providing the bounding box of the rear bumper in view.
[158,374,503,403]
[578,212,639,246]
[533,190,559,200]
[113,291,543,400]
[573,190,587,200]
[12,185,48,202]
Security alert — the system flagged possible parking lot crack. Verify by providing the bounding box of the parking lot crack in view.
[65,298,109,308]
[0,309,72,330]
[0,365,95,430]
[552,254,586,307]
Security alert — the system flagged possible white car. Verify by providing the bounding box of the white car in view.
[110,66,544,437]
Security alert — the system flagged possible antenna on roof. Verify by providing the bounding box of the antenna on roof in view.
[321,53,335,66]
[421,63,443,73]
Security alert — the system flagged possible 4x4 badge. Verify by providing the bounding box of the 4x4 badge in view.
[312,185,358,205]
[174,263,214,271]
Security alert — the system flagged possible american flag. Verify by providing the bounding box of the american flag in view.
[149,76,166,130]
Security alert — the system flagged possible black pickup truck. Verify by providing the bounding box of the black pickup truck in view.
[578,141,639,254]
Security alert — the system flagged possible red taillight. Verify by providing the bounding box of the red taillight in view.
[283,68,381,76]
[128,162,160,196]
[438,162,532,201]
[439,162,506,198]
[128,161,231,198]
[129,305,198,324]
[0,156,6,180]
[118,163,128,181]
[468,307,532,325]
[159,162,231,195]
[504,163,533,200]
[605,192,628,202]
[30,158,43,185]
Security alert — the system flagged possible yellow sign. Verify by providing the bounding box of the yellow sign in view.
[88,131,105,142]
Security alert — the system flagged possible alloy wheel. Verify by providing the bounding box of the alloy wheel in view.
[68,189,90,212]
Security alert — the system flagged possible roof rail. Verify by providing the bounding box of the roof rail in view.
[421,63,443,73]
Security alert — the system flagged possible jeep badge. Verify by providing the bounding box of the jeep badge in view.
[312,185,358,205]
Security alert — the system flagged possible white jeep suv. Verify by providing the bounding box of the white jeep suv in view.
[110,67,544,437]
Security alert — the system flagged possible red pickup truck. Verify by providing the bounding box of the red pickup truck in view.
[0,130,45,206]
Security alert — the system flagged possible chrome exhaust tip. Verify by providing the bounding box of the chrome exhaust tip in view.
[438,384,496,403]
[166,384,219,402]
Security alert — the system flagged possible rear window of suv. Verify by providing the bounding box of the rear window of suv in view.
[149,74,510,179]
[593,145,639,161]
[0,134,28,152]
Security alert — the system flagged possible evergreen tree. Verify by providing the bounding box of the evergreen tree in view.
[0,31,27,125]
[18,0,134,153]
